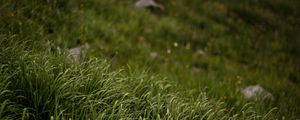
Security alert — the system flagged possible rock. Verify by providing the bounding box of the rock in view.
[134,0,164,10]
[242,85,274,101]
[195,49,206,56]
[191,66,201,74]
[150,52,158,59]
[68,43,89,63]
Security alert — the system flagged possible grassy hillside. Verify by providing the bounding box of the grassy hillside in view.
[1,0,299,119]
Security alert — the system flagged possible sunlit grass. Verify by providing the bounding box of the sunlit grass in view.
[0,37,269,119]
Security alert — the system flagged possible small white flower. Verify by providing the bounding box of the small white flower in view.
[167,49,171,54]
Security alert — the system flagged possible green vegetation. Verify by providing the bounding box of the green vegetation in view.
[1,0,299,119]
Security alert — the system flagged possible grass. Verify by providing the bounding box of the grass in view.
[0,37,266,119]
[0,0,299,119]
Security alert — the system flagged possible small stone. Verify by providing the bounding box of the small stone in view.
[191,66,201,74]
[134,0,164,10]
[68,43,89,63]
[196,49,206,56]
[242,85,274,101]
[150,52,158,59]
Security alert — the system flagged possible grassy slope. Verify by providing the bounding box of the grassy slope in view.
[0,0,299,119]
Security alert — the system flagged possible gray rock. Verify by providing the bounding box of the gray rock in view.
[242,85,274,101]
[68,43,89,63]
[134,0,164,10]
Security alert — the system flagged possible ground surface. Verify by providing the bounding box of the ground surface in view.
[0,0,299,119]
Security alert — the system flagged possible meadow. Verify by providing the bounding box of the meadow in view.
[0,0,299,119]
